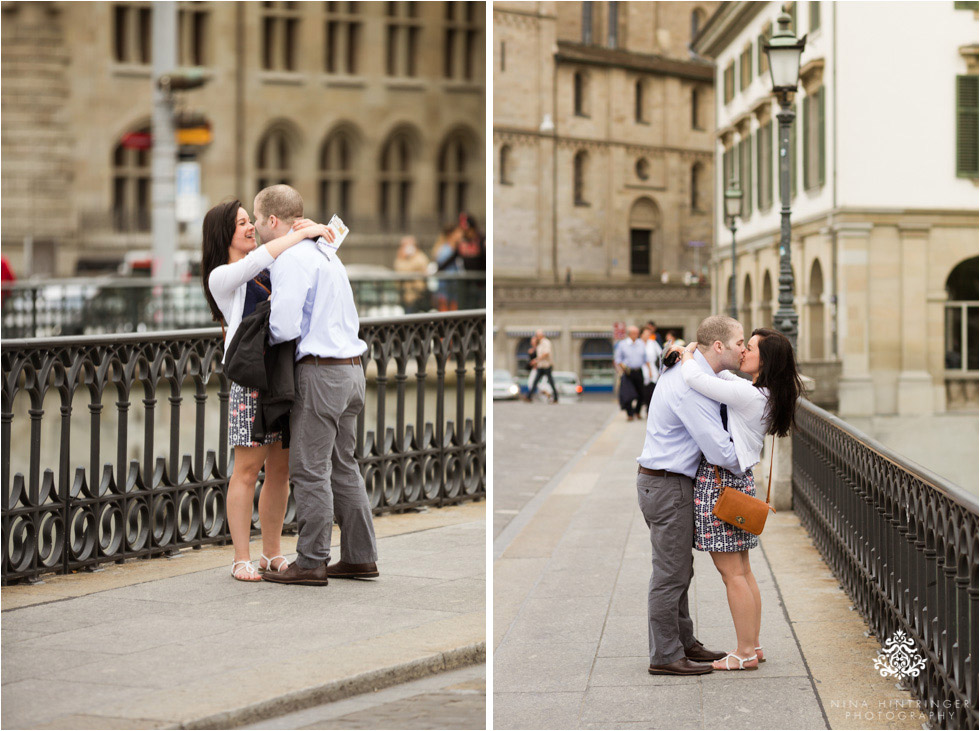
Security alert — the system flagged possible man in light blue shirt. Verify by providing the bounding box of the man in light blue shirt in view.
[257,185,378,587]
[637,315,743,676]
[614,326,647,420]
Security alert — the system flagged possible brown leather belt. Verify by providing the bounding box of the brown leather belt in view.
[638,466,686,479]
[298,355,360,366]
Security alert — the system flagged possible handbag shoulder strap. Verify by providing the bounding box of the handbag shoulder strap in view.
[713,465,724,491]
[765,437,775,506]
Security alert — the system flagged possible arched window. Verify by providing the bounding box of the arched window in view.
[808,259,825,359]
[635,79,646,123]
[499,145,512,185]
[379,130,414,230]
[629,197,660,276]
[319,128,356,221]
[760,270,773,328]
[573,71,588,116]
[573,150,589,205]
[112,125,151,231]
[691,87,702,129]
[945,256,979,371]
[690,163,702,211]
[742,274,753,336]
[256,127,294,190]
[581,337,614,390]
[437,131,472,223]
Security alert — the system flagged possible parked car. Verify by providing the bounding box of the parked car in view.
[526,370,584,402]
[493,369,520,400]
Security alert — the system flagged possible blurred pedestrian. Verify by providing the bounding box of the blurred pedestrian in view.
[525,329,558,404]
[1,255,15,306]
[614,325,647,421]
[393,235,430,313]
[641,324,663,416]
[432,224,461,311]
[456,212,486,310]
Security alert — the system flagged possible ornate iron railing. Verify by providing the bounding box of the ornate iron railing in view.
[1,311,485,584]
[0,273,486,339]
[793,400,978,729]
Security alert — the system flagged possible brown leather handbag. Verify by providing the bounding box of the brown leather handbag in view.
[711,439,775,536]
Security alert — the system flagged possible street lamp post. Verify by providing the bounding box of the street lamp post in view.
[764,11,806,351]
[723,179,743,319]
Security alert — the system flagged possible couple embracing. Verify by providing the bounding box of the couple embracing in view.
[637,315,804,674]
[201,184,378,586]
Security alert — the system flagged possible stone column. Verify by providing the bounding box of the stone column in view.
[896,223,934,415]
[835,222,875,416]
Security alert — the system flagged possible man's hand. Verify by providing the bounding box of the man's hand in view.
[293,218,336,243]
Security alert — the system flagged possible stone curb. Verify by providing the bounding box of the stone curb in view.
[175,642,486,730]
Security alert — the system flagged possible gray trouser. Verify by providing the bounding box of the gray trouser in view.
[636,472,696,665]
[289,362,378,569]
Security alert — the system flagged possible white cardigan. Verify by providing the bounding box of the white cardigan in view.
[207,245,275,362]
[681,359,768,472]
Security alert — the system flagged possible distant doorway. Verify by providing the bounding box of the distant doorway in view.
[630,229,651,275]
[628,197,661,276]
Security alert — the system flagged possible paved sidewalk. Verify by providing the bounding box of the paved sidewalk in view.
[493,415,926,730]
[1,502,485,729]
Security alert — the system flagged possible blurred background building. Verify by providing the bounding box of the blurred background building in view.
[492,0,720,390]
[694,1,978,416]
[1,0,486,277]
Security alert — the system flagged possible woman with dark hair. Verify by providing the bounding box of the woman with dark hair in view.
[676,327,805,670]
[201,199,333,581]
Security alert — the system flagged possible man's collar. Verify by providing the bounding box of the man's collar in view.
[693,348,719,376]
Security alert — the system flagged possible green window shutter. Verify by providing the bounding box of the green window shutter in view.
[791,102,798,199]
[756,127,763,210]
[810,1,821,32]
[817,87,826,187]
[741,137,753,217]
[954,2,979,10]
[768,121,775,206]
[802,94,810,189]
[957,75,979,177]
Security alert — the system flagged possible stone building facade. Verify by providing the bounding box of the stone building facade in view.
[1,1,485,276]
[493,0,720,388]
[694,1,978,415]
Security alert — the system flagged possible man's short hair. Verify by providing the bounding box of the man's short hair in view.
[254,184,304,224]
[696,315,741,347]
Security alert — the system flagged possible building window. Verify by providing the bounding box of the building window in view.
[319,129,355,221]
[809,1,821,32]
[112,128,151,231]
[607,1,618,48]
[581,338,615,389]
[739,135,753,217]
[379,131,413,229]
[691,163,702,211]
[385,1,421,77]
[803,86,826,190]
[757,120,773,210]
[722,146,733,192]
[691,87,702,129]
[723,62,735,104]
[945,256,979,371]
[261,2,300,72]
[691,8,706,42]
[437,131,472,222]
[325,2,361,75]
[635,79,646,123]
[178,2,209,66]
[499,145,512,185]
[257,127,294,190]
[758,23,771,79]
[574,71,589,116]
[582,1,594,44]
[444,1,480,80]
[573,150,589,205]
[636,158,650,181]
[500,40,505,72]
[740,44,752,91]
[956,74,979,178]
[113,3,152,65]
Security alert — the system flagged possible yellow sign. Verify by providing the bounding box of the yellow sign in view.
[176,127,212,146]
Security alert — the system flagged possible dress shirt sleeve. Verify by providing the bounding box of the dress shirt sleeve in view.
[208,246,276,304]
[681,360,759,411]
[675,388,742,473]
[268,251,312,345]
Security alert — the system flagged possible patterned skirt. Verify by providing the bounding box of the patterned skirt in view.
[693,456,759,552]
[228,382,281,448]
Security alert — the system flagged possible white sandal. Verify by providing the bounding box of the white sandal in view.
[756,646,766,662]
[259,554,289,573]
[231,560,260,582]
[712,652,759,671]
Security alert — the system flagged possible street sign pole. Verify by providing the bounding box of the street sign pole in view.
[151,1,177,280]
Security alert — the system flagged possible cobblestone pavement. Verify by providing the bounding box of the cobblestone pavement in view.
[243,664,486,730]
[492,394,617,538]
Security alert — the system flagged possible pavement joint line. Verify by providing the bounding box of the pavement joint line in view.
[174,642,486,730]
[759,526,832,731]
[492,408,618,560]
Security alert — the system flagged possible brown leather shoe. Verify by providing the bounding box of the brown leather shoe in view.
[261,561,329,586]
[648,658,714,676]
[685,639,727,662]
[324,560,379,579]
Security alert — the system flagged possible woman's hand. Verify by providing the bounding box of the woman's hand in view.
[680,342,697,362]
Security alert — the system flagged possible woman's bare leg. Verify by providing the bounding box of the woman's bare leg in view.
[710,550,758,662]
[259,442,290,563]
[227,444,270,578]
[740,550,763,649]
